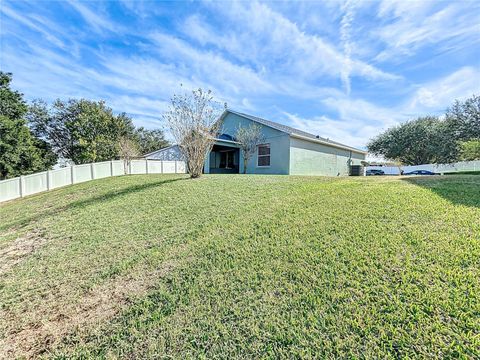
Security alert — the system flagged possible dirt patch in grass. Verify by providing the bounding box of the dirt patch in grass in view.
[0,229,49,276]
[0,247,189,359]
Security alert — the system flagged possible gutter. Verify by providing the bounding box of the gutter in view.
[290,133,367,155]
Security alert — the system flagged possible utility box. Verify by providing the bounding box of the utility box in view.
[349,165,364,176]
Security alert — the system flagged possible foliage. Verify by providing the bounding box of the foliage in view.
[367,116,443,165]
[0,72,28,119]
[163,88,225,178]
[368,95,480,164]
[28,99,136,164]
[0,72,56,179]
[0,175,478,359]
[134,127,169,155]
[445,94,480,141]
[459,139,480,161]
[117,136,140,174]
[235,123,265,174]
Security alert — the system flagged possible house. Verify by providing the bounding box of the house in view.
[144,145,185,161]
[145,110,366,176]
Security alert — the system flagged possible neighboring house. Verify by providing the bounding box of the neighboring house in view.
[146,109,367,176]
[144,145,186,161]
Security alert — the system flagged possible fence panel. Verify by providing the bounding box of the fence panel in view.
[74,164,93,183]
[367,160,480,175]
[0,178,21,202]
[50,168,71,189]
[112,160,124,176]
[130,160,147,174]
[176,161,186,173]
[162,161,176,173]
[93,161,111,179]
[23,172,48,196]
[0,160,186,203]
[147,160,163,174]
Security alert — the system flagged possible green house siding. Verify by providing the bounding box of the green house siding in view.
[220,113,290,174]
[289,137,366,176]
[204,111,365,176]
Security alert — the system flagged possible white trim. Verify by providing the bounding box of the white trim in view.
[290,133,367,155]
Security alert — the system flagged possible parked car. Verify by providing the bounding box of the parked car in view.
[403,170,438,176]
[366,169,385,176]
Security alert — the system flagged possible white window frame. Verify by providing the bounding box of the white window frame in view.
[257,143,271,167]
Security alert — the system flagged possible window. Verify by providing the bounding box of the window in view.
[257,144,270,167]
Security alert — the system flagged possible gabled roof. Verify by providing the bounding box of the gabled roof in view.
[222,109,367,154]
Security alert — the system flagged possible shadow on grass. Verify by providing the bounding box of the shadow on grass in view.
[402,175,480,209]
[1,177,188,231]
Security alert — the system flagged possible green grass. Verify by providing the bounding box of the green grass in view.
[0,174,479,359]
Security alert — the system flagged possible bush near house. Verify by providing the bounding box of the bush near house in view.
[0,175,479,358]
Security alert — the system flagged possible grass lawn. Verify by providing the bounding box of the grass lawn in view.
[0,174,479,359]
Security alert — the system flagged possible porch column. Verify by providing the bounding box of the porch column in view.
[204,151,210,174]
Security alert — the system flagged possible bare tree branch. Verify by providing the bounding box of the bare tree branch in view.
[163,88,225,178]
[235,124,265,174]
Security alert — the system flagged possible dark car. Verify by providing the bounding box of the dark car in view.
[403,170,437,176]
[366,169,385,176]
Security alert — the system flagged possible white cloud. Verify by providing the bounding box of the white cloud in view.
[0,4,66,48]
[340,0,355,95]
[67,0,119,33]
[375,0,480,61]
[408,66,480,112]
[192,1,401,83]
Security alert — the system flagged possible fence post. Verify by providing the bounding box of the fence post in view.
[46,170,51,190]
[128,160,132,175]
[90,163,95,180]
[110,160,114,177]
[19,176,25,197]
[70,165,75,184]
[175,161,178,173]
[145,159,149,174]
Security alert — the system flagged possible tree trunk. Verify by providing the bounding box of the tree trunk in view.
[243,157,247,174]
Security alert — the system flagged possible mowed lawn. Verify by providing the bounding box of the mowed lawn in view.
[0,175,479,359]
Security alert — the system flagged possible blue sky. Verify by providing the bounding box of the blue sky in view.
[1,0,479,149]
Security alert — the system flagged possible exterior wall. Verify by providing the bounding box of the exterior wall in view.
[219,113,290,174]
[289,137,365,176]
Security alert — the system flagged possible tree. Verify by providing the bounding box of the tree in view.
[28,99,136,164]
[163,88,225,178]
[134,127,169,155]
[367,95,479,164]
[459,140,480,161]
[367,116,443,165]
[0,72,56,179]
[445,95,480,141]
[235,123,265,174]
[117,137,140,175]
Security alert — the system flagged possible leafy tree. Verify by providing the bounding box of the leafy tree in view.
[367,116,443,165]
[235,123,265,174]
[134,127,169,155]
[459,140,480,161]
[445,95,480,141]
[368,95,480,164]
[28,99,136,164]
[0,72,56,179]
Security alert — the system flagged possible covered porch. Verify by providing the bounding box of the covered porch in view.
[204,138,241,174]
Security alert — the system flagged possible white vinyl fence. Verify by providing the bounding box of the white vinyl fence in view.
[367,160,480,175]
[0,159,186,203]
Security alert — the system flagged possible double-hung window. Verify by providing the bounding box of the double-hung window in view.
[257,144,270,167]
